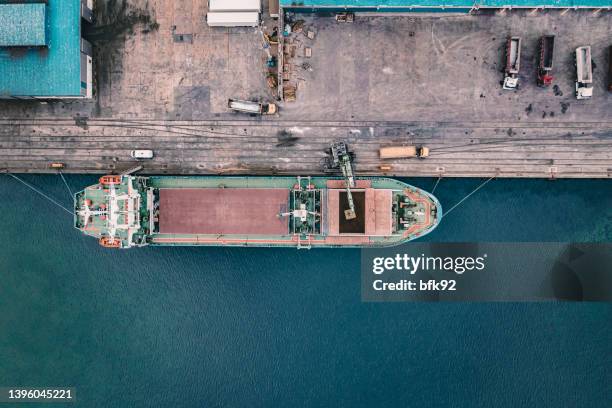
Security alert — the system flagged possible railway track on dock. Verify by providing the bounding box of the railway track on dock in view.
[0,118,611,178]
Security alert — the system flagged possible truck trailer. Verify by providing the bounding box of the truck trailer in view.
[503,37,522,90]
[379,146,429,159]
[537,35,555,87]
[575,46,593,100]
[228,99,277,115]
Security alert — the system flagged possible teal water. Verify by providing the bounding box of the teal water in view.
[0,175,610,407]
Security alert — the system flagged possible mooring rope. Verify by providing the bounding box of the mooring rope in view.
[431,176,442,194]
[58,171,73,197]
[5,173,74,216]
[443,176,496,218]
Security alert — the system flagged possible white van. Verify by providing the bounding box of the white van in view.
[131,150,154,159]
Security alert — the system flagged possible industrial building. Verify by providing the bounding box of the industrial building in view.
[207,0,262,27]
[0,0,94,99]
[279,0,611,13]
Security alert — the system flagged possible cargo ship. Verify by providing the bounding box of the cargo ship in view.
[74,175,441,249]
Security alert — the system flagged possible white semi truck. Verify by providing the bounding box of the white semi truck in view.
[575,46,593,100]
[228,99,277,115]
[503,37,522,90]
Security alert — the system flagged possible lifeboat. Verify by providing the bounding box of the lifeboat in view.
[99,237,121,248]
[99,175,122,185]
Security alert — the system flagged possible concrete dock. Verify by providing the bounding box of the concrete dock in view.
[0,2,611,178]
[1,118,610,177]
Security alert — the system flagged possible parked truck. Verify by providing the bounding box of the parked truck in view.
[379,146,429,159]
[503,37,522,90]
[537,35,555,87]
[575,46,593,100]
[228,99,278,115]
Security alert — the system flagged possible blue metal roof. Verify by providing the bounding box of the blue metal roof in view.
[0,3,47,47]
[281,0,612,8]
[0,1,82,97]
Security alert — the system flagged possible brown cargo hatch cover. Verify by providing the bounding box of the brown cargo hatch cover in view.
[158,188,289,235]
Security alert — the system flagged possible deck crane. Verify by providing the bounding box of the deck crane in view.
[330,142,357,220]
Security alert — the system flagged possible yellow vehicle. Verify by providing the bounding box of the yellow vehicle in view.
[379,146,429,159]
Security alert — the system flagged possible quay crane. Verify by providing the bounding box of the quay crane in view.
[330,142,357,220]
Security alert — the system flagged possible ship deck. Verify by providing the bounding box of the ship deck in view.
[145,176,437,247]
[158,188,290,235]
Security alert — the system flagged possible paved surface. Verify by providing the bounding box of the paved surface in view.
[0,3,611,178]
[281,12,612,122]
[1,118,609,178]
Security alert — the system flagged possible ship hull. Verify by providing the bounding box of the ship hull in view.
[74,176,442,249]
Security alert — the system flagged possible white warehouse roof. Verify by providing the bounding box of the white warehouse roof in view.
[208,0,261,12]
[206,11,260,27]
